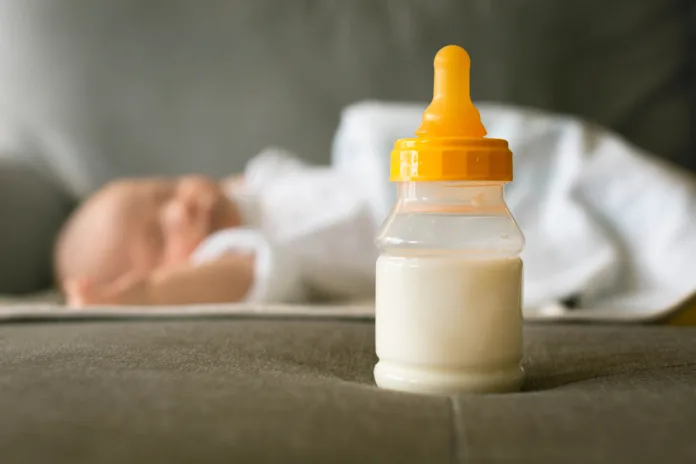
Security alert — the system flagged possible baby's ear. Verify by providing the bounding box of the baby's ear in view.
[63,278,93,307]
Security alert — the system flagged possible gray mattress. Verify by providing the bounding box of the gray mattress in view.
[1,316,695,463]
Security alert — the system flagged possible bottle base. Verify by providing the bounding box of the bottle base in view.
[374,361,523,395]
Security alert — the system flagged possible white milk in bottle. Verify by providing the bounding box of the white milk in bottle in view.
[374,45,525,394]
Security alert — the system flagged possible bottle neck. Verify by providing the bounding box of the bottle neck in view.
[378,180,524,254]
[396,181,507,213]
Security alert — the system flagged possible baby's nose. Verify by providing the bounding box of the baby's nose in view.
[164,200,189,229]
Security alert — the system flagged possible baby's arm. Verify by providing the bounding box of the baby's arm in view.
[70,253,255,306]
[143,253,255,305]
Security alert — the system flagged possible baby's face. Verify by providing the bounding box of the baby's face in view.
[136,175,240,269]
[62,175,241,285]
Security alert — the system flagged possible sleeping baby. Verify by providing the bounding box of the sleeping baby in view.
[55,148,378,306]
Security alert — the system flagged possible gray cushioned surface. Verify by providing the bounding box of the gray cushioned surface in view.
[1,320,695,463]
[0,160,74,294]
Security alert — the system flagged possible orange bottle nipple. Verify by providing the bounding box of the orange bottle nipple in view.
[416,45,487,138]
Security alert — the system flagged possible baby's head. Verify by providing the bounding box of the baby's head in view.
[55,175,240,296]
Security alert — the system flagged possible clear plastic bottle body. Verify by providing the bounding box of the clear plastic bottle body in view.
[374,181,525,394]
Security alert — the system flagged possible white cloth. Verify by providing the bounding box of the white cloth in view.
[332,101,696,321]
[193,148,377,303]
[190,227,304,304]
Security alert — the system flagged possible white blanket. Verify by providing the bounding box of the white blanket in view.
[333,102,696,322]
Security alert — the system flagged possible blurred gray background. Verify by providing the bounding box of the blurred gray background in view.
[0,0,693,293]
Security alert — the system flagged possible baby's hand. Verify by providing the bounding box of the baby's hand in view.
[65,275,150,307]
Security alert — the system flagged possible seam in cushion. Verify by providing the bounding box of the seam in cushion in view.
[448,395,464,464]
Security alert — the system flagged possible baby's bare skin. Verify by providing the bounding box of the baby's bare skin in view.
[56,175,252,306]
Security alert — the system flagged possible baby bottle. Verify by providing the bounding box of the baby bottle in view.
[374,45,525,395]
